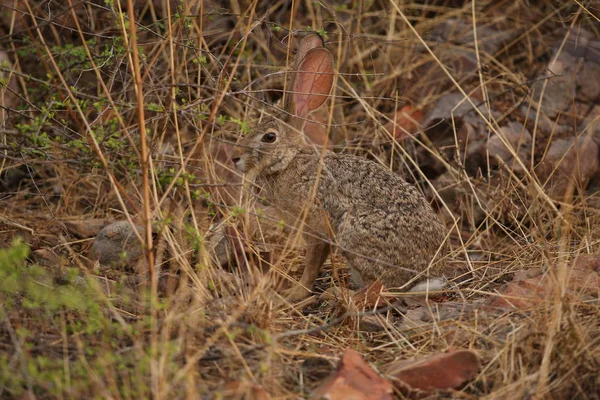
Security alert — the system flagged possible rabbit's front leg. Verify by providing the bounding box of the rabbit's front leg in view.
[285,240,331,301]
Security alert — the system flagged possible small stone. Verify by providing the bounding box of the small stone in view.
[535,136,599,199]
[486,122,532,174]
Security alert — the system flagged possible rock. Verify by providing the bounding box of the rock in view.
[578,60,600,102]
[520,105,570,136]
[90,221,146,267]
[422,93,489,130]
[386,349,480,394]
[424,18,515,56]
[486,122,532,174]
[0,166,29,191]
[535,136,599,199]
[531,27,600,118]
[531,52,578,118]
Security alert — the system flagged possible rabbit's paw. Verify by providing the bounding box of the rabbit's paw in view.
[284,285,312,302]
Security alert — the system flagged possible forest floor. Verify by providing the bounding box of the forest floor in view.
[0,0,599,398]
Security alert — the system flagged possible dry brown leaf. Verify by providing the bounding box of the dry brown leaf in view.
[384,105,424,140]
[386,349,480,394]
[485,253,600,310]
[63,219,112,238]
[484,276,547,310]
[220,380,271,400]
[569,254,600,295]
[352,280,386,309]
[314,349,393,400]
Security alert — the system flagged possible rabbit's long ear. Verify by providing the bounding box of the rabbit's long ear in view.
[293,33,325,71]
[292,47,334,120]
[284,33,326,112]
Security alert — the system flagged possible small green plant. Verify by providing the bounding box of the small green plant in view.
[0,239,179,398]
[231,205,245,217]
[230,117,251,135]
[305,26,328,39]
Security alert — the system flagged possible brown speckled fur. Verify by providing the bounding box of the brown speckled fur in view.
[234,118,448,300]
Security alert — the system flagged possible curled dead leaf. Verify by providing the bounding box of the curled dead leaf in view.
[314,349,393,400]
[485,253,600,310]
[386,349,480,394]
[220,380,271,400]
[384,105,424,140]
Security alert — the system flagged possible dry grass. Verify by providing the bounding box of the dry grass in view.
[0,0,599,398]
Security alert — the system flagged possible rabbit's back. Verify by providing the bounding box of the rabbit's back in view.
[324,153,447,285]
[262,149,447,288]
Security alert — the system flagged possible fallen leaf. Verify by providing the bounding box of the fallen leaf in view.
[384,105,424,140]
[353,280,386,309]
[418,93,490,177]
[314,349,393,400]
[484,275,547,310]
[531,52,578,118]
[485,253,600,310]
[220,380,271,400]
[386,349,480,394]
[63,219,112,238]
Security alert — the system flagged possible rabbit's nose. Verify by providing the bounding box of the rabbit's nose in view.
[232,157,240,165]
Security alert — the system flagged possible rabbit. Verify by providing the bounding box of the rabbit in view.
[232,34,448,301]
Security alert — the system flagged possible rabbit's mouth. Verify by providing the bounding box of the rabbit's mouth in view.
[232,154,249,173]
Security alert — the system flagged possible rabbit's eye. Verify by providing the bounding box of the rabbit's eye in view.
[261,132,277,143]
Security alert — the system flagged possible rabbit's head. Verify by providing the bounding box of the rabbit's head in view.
[233,33,334,177]
[232,118,305,176]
